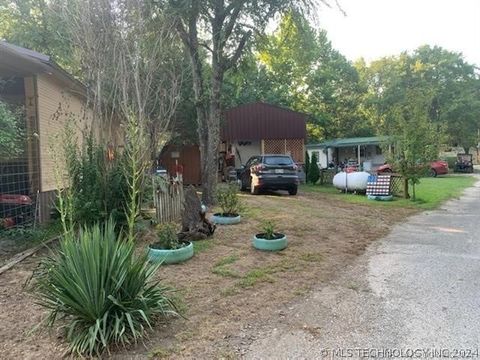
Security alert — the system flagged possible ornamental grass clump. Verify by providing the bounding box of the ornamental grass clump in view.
[32,219,178,356]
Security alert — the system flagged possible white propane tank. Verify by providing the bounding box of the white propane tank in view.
[333,171,370,191]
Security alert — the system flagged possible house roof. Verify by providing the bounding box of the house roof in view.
[307,136,389,149]
[0,41,86,96]
[221,102,307,141]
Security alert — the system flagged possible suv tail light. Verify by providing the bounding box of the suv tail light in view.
[252,164,266,173]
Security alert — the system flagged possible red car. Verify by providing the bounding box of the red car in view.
[377,160,449,177]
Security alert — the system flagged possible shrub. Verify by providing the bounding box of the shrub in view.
[261,220,276,240]
[215,183,242,216]
[32,219,178,356]
[308,152,320,184]
[59,124,129,228]
[154,223,181,249]
[445,156,457,169]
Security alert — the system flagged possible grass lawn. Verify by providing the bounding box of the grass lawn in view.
[302,174,477,210]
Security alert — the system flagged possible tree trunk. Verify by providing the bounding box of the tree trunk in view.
[404,178,410,199]
[179,186,216,241]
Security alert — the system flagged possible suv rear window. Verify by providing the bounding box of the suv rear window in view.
[263,156,293,166]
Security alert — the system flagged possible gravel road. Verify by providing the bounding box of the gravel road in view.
[242,177,480,359]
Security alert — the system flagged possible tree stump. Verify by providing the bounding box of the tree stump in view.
[178,186,215,241]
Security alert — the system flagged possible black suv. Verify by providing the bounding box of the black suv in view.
[238,154,299,195]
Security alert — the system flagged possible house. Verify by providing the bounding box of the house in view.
[307,136,389,171]
[159,102,307,184]
[0,42,121,224]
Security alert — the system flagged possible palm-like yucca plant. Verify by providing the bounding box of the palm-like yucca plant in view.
[32,219,178,356]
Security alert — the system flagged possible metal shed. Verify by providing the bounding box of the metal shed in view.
[221,102,307,167]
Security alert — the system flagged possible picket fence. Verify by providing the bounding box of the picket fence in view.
[154,182,184,223]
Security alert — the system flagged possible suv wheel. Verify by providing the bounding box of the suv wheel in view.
[239,179,247,191]
[288,186,298,196]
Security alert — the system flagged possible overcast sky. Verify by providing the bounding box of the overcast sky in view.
[317,0,480,66]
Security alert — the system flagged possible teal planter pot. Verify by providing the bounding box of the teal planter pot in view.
[211,213,241,225]
[148,241,194,264]
[253,233,288,251]
[367,194,393,201]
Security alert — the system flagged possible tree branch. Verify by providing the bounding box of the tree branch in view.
[224,30,251,70]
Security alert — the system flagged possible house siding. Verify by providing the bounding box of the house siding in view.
[36,74,94,192]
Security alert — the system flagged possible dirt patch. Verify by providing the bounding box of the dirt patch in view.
[0,190,414,359]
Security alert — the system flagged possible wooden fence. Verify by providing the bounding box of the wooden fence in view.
[154,182,184,223]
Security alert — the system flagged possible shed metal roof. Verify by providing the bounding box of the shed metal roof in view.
[307,136,389,149]
[221,102,307,141]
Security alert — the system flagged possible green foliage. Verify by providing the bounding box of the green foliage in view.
[261,220,276,240]
[445,156,457,169]
[215,183,242,216]
[0,100,24,159]
[123,114,150,242]
[0,0,80,74]
[358,46,480,151]
[155,223,180,250]
[61,126,128,227]
[32,219,178,356]
[307,152,320,184]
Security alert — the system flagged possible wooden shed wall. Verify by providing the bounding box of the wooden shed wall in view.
[159,145,201,185]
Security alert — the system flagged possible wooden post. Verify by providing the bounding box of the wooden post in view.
[357,145,361,166]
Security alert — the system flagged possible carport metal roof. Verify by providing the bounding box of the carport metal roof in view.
[307,136,390,149]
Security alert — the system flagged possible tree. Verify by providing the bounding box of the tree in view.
[386,89,445,201]
[58,0,183,162]
[308,152,320,184]
[358,46,480,152]
[167,1,331,204]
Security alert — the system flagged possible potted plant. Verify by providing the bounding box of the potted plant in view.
[252,221,288,251]
[211,184,242,225]
[148,223,193,264]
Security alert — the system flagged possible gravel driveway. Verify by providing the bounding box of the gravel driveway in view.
[242,177,480,359]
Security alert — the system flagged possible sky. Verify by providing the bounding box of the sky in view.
[317,0,480,66]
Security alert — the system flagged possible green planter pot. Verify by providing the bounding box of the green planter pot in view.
[252,233,288,251]
[148,241,193,264]
[211,213,241,225]
[367,194,393,201]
